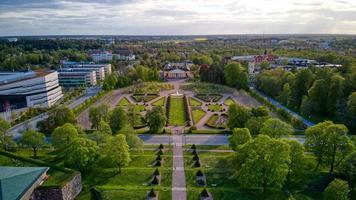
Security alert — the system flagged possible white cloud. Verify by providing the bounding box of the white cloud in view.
[0,0,356,35]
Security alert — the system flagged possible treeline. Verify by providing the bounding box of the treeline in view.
[256,67,356,132]
[103,65,160,90]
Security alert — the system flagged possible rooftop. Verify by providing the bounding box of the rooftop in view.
[0,70,54,85]
[0,167,49,200]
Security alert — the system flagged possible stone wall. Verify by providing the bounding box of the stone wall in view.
[34,173,82,200]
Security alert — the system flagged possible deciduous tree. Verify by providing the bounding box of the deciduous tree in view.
[146,106,166,133]
[102,134,131,173]
[52,123,78,149]
[229,128,252,151]
[260,118,293,138]
[109,106,127,133]
[323,179,350,200]
[21,130,46,158]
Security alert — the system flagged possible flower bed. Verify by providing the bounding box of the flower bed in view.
[195,94,222,102]
[205,114,227,129]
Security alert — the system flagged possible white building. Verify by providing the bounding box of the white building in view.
[90,51,113,62]
[61,62,112,81]
[0,70,63,111]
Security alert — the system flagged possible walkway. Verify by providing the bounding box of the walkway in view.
[171,127,186,200]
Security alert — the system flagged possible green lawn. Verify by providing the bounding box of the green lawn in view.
[207,104,222,112]
[152,97,166,107]
[118,97,131,106]
[189,97,202,106]
[168,96,187,126]
[191,108,206,124]
[224,97,235,106]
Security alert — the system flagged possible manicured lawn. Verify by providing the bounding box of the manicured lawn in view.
[189,97,202,106]
[191,108,206,124]
[168,96,187,126]
[100,188,171,200]
[224,97,235,106]
[118,97,131,106]
[207,104,222,112]
[152,97,166,107]
[205,114,227,129]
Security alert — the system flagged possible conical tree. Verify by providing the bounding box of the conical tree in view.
[196,170,204,177]
[191,144,196,150]
[192,149,197,155]
[148,188,156,197]
[155,154,162,161]
[154,160,161,167]
[193,160,201,167]
[153,168,160,176]
[159,144,164,149]
[156,149,163,155]
[200,189,209,197]
[192,154,199,161]
[151,175,159,185]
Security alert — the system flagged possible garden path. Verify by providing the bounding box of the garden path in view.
[171,126,187,200]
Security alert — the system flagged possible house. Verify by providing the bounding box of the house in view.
[0,167,49,200]
[161,62,193,79]
[0,70,63,112]
[89,50,113,62]
[114,48,135,61]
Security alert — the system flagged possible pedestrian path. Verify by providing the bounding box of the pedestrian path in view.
[171,128,186,200]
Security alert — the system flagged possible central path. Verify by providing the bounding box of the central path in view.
[171,127,186,200]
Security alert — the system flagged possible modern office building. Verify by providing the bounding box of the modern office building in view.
[0,70,63,112]
[58,69,97,88]
[61,62,112,79]
[89,50,113,62]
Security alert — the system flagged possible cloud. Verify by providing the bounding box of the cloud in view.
[0,0,356,35]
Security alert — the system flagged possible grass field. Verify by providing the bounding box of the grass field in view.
[191,108,206,124]
[207,104,222,112]
[117,97,131,106]
[224,97,235,106]
[189,97,202,106]
[168,96,187,126]
[152,97,166,107]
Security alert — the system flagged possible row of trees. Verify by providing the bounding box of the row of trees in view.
[102,65,160,91]
[200,62,249,90]
[256,67,356,131]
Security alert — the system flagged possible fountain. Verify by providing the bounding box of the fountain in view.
[170,90,183,97]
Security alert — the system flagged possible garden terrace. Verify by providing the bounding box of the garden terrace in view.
[132,94,159,103]
[152,97,166,107]
[223,97,236,106]
[195,94,222,102]
[188,97,203,106]
[191,108,206,124]
[205,114,227,129]
[76,146,173,200]
[181,82,235,94]
[117,97,131,106]
[129,82,174,94]
[207,103,223,112]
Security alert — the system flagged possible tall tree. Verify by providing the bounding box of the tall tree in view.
[327,75,345,115]
[285,140,305,183]
[260,118,293,138]
[229,128,252,151]
[291,69,313,108]
[346,92,356,131]
[339,151,356,188]
[89,104,109,130]
[64,137,100,171]
[323,179,350,200]
[245,116,270,136]
[97,120,112,135]
[102,134,131,173]
[227,104,251,130]
[278,83,291,105]
[0,117,11,151]
[21,130,46,158]
[307,79,328,113]
[236,135,290,192]
[117,124,143,149]
[146,106,166,133]
[38,106,76,134]
[224,62,248,89]
[52,123,78,149]
[109,106,127,133]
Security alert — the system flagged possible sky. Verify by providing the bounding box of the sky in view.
[1,0,356,36]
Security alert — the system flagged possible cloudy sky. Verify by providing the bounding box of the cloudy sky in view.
[1,0,356,36]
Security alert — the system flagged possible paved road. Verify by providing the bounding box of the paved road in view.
[7,87,101,138]
[139,134,306,145]
[250,87,315,127]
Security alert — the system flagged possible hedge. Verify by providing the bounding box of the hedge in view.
[73,90,109,115]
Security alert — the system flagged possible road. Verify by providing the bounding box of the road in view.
[250,87,315,127]
[139,134,306,145]
[7,86,101,139]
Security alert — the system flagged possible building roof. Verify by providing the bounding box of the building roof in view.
[0,167,49,200]
[114,48,132,56]
[0,70,54,85]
